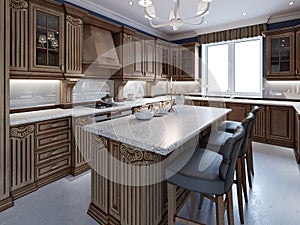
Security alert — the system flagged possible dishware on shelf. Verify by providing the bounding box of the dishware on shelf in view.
[135,108,153,120]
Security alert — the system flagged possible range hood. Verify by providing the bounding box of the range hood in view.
[83,25,121,69]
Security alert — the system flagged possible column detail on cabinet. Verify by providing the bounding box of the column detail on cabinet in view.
[71,115,93,176]
[9,124,37,199]
[65,15,82,76]
[9,0,29,72]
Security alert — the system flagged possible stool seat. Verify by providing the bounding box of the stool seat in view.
[219,121,241,133]
[166,148,227,195]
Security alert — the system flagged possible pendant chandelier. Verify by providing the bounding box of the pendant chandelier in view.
[138,0,212,31]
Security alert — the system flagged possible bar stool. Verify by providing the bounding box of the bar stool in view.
[199,112,255,224]
[219,106,259,187]
[165,126,245,225]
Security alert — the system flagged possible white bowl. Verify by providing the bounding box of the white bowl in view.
[135,110,153,120]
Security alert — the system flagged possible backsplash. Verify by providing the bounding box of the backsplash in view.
[10,80,60,109]
[73,79,111,103]
[264,80,300,99]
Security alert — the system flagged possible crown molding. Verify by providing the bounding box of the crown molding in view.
[195,16,270,36]
[66,0,169,40]
[268,9,300,24]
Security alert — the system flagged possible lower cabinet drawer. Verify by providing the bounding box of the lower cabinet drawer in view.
[36,156,70,180]
[36,130,71,149]
[36,143,71,165]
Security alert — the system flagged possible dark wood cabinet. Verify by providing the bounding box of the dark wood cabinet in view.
[252,105,266,141]
[264,26,300,80]
[295,112,300,163]
[225,102,250,122]
[115,27,156,80]
[35,117,71,187]
[29,2,65,74]
[266,106,294,147]
[178,43,199,81]
[9,124,37,199]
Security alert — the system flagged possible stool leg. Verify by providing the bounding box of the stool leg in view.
[198,194,205,210]
[190,192,196,218]
[246,140,253,188]
[236,157,244,224]
[216,195,225,225]
[167,183,176,225]
[248,139,254,176]
[226,188,234,225]
[241,156,248,203]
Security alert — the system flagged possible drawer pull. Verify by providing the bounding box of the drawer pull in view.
[51,164,59,170]
[51,136,61,142]
[51,123,60,128]
[50,150,59,156]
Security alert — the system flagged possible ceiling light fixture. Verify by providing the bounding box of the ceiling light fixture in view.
[140,0,212,31]
[242,12,247,16]
[288,1,294,6]
[128,1,134,6]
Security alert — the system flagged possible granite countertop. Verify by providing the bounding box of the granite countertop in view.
[10,96,172,126]
[184,96,300,114]
[84,105,231,155]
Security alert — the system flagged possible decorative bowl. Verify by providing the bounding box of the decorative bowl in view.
[135,109,153,120]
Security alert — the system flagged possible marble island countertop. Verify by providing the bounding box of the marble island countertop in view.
[84,105,231,155]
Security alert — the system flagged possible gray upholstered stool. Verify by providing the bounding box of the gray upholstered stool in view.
[199,112,255,224]
[166,126,245,225]
[219,106,259,187]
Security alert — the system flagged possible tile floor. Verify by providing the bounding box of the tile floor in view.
[0,142,299,225]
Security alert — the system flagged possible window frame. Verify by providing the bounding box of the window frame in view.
[201,36,263,98]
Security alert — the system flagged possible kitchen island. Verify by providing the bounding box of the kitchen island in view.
[84,105,230,225]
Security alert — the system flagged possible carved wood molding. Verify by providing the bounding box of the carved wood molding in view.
[94,136,108,149]
[123,33,132,42]
[120,144,160,164]
[10,125,34,139]
[9,0,28,9]
[75,116,92,126]
[66,15,82,26]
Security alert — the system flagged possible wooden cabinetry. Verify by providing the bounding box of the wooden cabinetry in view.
[9,124,37,199]
[9,0,29,72]
[266,106,294,147]
[252,105,266,141]
[264,26,300,80]
[294,111,299,161]
[156,40,170,79]
[29,2,64,75]
[225,103,250,122]
[64,14,83,77]
[71,115,93,176]
[35,117,71,187]
[115,27,156,80]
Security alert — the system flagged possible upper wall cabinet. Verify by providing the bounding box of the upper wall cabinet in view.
[29,2,64,74]
[264,26,300,80]
[114,27,156,80]
[9,0,29,72]
[156,42,199,81]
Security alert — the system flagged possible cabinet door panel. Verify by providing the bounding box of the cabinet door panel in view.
[252,105,266,139]
[144,40,155,77]
[266,106,294,144]
[226,103,250,122]
[296,30,300,76]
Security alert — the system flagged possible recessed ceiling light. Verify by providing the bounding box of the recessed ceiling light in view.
[128,1,134,6]
[242,12,247,16]
[204,21,208,24]
[288,1,294,6]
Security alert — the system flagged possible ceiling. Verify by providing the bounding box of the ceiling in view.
[69,0,300,40]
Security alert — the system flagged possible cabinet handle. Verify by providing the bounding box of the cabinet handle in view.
[296,69,298,75]
[50,123,60,128]
[50,150,59,156]
[50,164,59,170]
[51,136,61,142]
[60,64,64,71]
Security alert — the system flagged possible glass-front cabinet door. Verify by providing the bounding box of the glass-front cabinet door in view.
[30,4,64,73]
[266,32,295,77]
[296,27,300,77]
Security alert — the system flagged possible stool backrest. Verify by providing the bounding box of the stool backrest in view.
[219,126,245,192]
[249,106,260,137]
[239,112,255,156]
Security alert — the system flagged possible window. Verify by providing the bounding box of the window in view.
[202,37,263,97]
